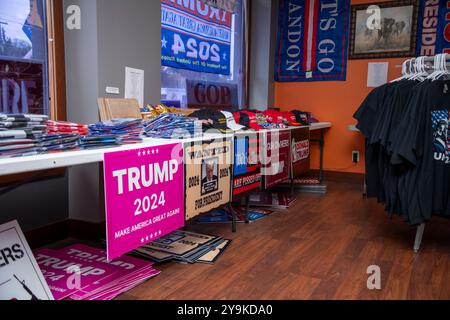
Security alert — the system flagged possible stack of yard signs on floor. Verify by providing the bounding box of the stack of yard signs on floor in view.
[133,230,231,265]
[34,244,160,300]
[278,177,327,194]
[247,191,297,209]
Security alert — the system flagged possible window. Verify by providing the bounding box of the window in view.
[161,0,247,109]
[0,0,49,115]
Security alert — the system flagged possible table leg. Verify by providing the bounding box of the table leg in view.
[230,204,237,233]
[414,223,426,253]
[319,129,325,184]
[245,195,250,224]
[290,177,295,197]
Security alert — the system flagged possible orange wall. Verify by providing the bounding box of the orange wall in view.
[275,0,406,174]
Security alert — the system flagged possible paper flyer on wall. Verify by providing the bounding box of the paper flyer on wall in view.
[0,220,54,301]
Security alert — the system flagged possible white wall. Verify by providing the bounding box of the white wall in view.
[97,0,161,105]
[249,0,278,110]
[64,0,102,223]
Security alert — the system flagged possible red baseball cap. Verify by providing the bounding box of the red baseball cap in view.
[282,112,302,126]
[263,110,283,124]
[233,112,241,124]
[238,111,263,130]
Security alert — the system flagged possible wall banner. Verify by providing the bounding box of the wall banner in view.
[261,130,291,189]
[161,0,233,75]
[416,0,450,56]
[104,143,185,261]
[275,0,351,82]
[291,127,311,178]
[185,138,232,220]
[233,132,262,196]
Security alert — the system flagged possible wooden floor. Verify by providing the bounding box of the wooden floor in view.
[121,180,450,300]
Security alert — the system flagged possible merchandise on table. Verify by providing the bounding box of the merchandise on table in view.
[34,244,160,300]
[141,104,171,120]
[291,110,319,126]
[133,230,231,265]
[263,110,295,127]
[254,111,281,129]
[143,113,202,139]
[81,119,143,148]
[0,114,48,136]
[0,138,38,158]
[220,111,246,132]
[282,112,302,126]
[234,111,263,131]
[46,120,89,136]
[34,134,81,152]
[0,115,91,157]
[0,114,48,158]
[189,109,233,134]
[141,104,195,120]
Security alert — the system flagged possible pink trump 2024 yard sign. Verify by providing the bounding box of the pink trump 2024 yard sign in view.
[104,143,185,261]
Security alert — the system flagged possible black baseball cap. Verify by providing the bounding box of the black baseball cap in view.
[236,111,263,130]
[189,109,232,133]
[292,110,313,126]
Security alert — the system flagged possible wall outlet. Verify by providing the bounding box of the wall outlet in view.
[352,151,360,164]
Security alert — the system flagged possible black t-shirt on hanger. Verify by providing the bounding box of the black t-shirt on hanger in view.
[394,80,450,224]
[354,83,391,198]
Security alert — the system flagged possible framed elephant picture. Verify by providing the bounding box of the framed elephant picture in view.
[349,0,419,59]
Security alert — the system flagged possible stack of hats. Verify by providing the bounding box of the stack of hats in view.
[249,110,290,129]
[0,113,48,158]
[189,109,233,134]
[144,113,202,139]
[220,111,246,132]
[262,110,302,127]
[81,119,143,149]
[233,111,264,131]
[291,110,319,126]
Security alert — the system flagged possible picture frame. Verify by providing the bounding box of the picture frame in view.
[349,0,419,59]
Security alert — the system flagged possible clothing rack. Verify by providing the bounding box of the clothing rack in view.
[402,54,450,253]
